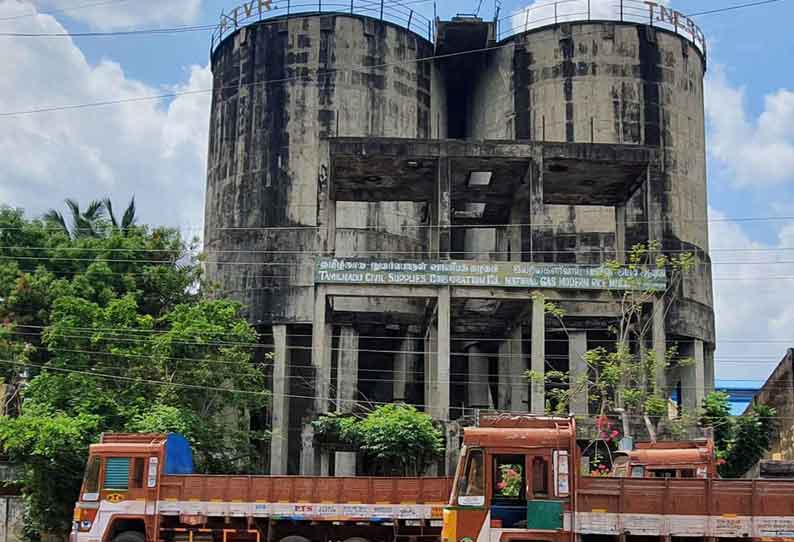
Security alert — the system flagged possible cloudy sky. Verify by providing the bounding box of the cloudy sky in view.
[0,0,792,384]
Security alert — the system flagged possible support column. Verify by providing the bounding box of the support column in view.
[299,423,317,475]
[394,331,418,402]
[569,330,589,415]
[436,158,452,259]
[334,452,356,476]
[528,154,544,262]
[436,287,451,420]
[498,327,525,411]
[313,286,332,414]
[320,451,330,476]
[445,423,460,476]
[615,204,627,264]
[653,297,667,393]
[510,199,525,262]
[317,141,336,256]
[270,325,290,475]
[467,344,492,409]
[336,327,359,413]
[424,324,437,415]
[683,339,706,413]
[531,294,546,414]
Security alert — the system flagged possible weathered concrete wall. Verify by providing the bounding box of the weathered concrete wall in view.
[205,14,436,325]
[753,349,794,460]
[471,22,713,346]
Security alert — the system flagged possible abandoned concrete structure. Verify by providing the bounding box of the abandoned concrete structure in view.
[203,5,715,475]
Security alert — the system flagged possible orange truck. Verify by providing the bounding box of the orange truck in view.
[72,416,794,542]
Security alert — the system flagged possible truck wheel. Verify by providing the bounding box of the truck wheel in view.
[279,536,311,542]
[113,531,145,542]
[343,537,370,542]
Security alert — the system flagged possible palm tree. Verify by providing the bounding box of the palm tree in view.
[43,198,106,239]
[103,196,137,235]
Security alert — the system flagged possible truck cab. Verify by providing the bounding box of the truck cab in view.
[609,440,715,479]
[442,415,575,542]
[71,433,192,542]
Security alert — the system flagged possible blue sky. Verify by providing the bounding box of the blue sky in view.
[1,0,793,386]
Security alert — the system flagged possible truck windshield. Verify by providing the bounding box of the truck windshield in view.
[83,456,100,500]
[455,449,484,506]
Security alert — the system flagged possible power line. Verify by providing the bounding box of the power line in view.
[687,0,784,17]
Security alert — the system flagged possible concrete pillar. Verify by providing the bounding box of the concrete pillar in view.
[300,423,317,475]
[394,332,418,402]
[436,158,451,259]
[498,327,525,411]
[313,286,331,414]
[467,344,492,409]
[683,339,706,413]
[334,451,356,476]
[320,451,330,476]
[270,325,290,475]
[653,297,667,393]
[431,157,451,258]
[445,423,461,476]
[615,204,626,264]
[336,327,359,413]
[495,227,510,261]
[424,324,437,415]
[531,294,546,414]
[528,155,544,262]
[436,287,451,420]
[317,143,336,256]
[510,199,527,262]
[568,331,589,415]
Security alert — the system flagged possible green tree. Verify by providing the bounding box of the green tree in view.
[700,391,777,478]
[313,405,443,475]
[529,241,696,440]
[0,206,267,539]
[43,199,106,239]
[102,196,137,235]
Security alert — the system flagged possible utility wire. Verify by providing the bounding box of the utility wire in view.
[0,0,130,22]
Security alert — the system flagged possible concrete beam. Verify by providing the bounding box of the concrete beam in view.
[531,294,546,414]
[424,323,438,416]
[270,325,290,475]
[336,327,359,413]
[568,331,589,415]
[317,140,336,256]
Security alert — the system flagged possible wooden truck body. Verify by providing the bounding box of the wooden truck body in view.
[70,433,449,542]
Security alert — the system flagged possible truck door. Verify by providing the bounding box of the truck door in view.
[525,453,564,531]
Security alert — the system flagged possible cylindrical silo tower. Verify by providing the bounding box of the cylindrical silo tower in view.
[465,17,714,397]
[204,13,437,325]
[203,11,440,473]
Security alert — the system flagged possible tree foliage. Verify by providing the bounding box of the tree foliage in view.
[700,391,777,477]
[313,404,443,475]
[0,205,267,539]
[529,242,696,440]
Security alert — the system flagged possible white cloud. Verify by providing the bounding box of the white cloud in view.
[706,66,794,186]
[710,208,794,381]
[28,0,202,30]
[0,0,210,236]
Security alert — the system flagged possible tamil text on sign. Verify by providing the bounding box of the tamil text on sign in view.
[315,258,667,292]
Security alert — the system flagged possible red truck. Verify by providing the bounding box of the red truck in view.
[72,416,794,542]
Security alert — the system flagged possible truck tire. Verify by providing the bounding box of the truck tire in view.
[279,536,311,542]
[343,537,370,542]
[114,531,145,542]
